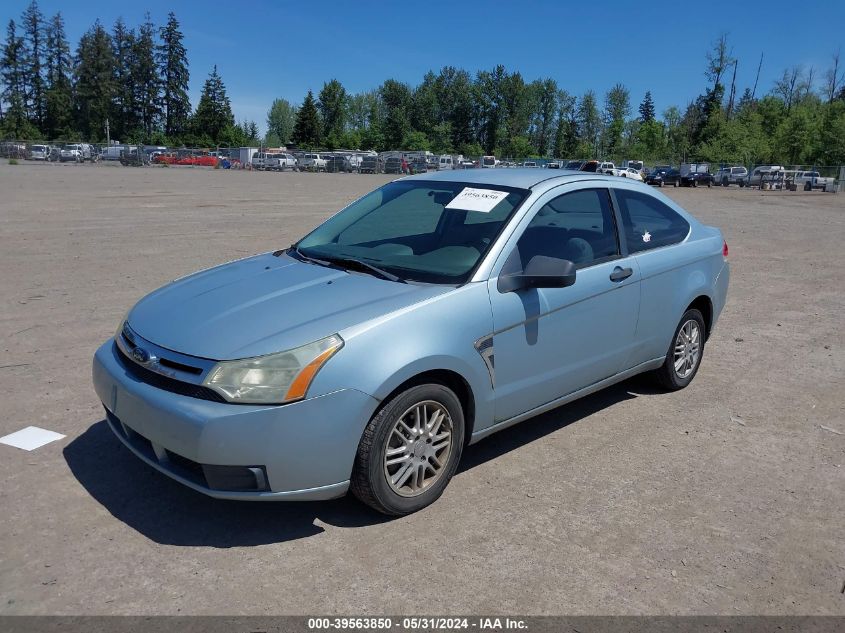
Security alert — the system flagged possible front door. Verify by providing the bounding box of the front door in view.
[488,186,641,422]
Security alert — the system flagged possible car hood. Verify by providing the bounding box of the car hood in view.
[127,252,451,360]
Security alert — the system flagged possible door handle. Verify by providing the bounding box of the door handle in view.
[609,266,633,282]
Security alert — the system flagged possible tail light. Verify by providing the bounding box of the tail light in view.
[723,240,729,258]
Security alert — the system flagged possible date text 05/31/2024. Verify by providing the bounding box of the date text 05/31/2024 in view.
[307,617,528,630]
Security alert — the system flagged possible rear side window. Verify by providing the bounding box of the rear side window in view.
[614,189,690,253]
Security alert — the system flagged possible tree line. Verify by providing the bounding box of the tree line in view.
[277,38,845,166]
[0,1,259,147]
[2,7,844,166]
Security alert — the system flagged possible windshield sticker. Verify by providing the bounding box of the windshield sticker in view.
[445,187,509,213]
[642,231,652,243]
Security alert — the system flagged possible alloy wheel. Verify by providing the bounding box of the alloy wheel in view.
[383,400,453,497]
[673,319,701,379]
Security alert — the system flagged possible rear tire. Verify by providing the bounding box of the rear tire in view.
[351,383,465,516]
[653,308,706,391]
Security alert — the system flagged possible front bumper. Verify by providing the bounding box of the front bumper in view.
[92,341,379,500]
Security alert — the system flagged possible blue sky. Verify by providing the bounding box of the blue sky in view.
[4,1,844,134]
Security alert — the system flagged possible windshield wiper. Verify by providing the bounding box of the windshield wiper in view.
[287,245,334,268]
[288,247,405,283]
[324,256,406,283]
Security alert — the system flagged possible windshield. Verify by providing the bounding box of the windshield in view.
[296,180,529,284]
[483,157,495,165]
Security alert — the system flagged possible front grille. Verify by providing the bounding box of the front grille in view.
[115,344,227,403]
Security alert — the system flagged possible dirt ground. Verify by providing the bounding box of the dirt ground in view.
[0,162,842,616]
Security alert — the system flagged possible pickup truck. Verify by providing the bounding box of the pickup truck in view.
[714,166,748,187]
[264,152,298,171]
[598,161,618,175]
[792,171,834,191]
[60,143,97,163]
[300,153,327,172]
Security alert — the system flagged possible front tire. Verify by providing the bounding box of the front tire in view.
[653,308,706,390]
[351,383,465,515]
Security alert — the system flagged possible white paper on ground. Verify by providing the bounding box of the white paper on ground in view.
[0,426,66,451]
[445,187,509,213]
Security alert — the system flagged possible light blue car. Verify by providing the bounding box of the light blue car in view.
[93,170,729,515]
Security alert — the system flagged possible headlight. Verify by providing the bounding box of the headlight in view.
[202,335,343,405]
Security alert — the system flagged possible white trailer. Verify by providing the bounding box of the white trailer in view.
[239,147,259,168]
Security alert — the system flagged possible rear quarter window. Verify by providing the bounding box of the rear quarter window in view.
[614,189,690,253]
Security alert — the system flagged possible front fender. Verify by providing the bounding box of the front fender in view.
[309,282,496,433]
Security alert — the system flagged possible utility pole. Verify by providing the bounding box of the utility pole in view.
[104,118,110,145]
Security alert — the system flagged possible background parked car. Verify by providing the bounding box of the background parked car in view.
[714,166,748,187]
[251,152,266,170]
[384,156,406,174]
[619,167,644,181]
[264,152,298,171]
[359,155,383,174]
[680,163,714,187]
[409,158,428,174]
[792,170,834,191]
[60,143,96,162]
[28,144,50,160]
[300,153,327,172]
[325,154,354,173]
[745,165,784,188]
[645,166,680,187]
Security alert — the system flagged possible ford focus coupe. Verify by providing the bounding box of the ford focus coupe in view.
[93,170,729,515]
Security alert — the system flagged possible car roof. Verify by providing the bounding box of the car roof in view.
[404,168,613,190]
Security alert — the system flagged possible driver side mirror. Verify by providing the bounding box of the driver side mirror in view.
[497,255,577,293]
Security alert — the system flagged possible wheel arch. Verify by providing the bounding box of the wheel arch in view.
[374,367,478,447]
[685,294,714,340]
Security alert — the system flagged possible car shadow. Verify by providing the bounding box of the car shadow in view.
[63,375,663,548]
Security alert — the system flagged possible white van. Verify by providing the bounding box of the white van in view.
[437,155,454,171]
[481,155,496,168]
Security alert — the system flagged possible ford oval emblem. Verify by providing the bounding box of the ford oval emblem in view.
[131,347,151,364]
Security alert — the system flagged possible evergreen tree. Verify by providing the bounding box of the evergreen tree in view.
[111,18,137,139]
[73,21,115,140]
[20,0,45,129]
[736,88,755,113]
[192,65,234,144]
[158,12,190,138]
[317,79,347,148]
[43,12,72,138]
[1,19,32,137]
[132,12,160,138]
[291,90,321,146]
[638,91,655,122]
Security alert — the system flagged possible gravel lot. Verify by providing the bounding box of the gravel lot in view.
[0,162,842,615]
